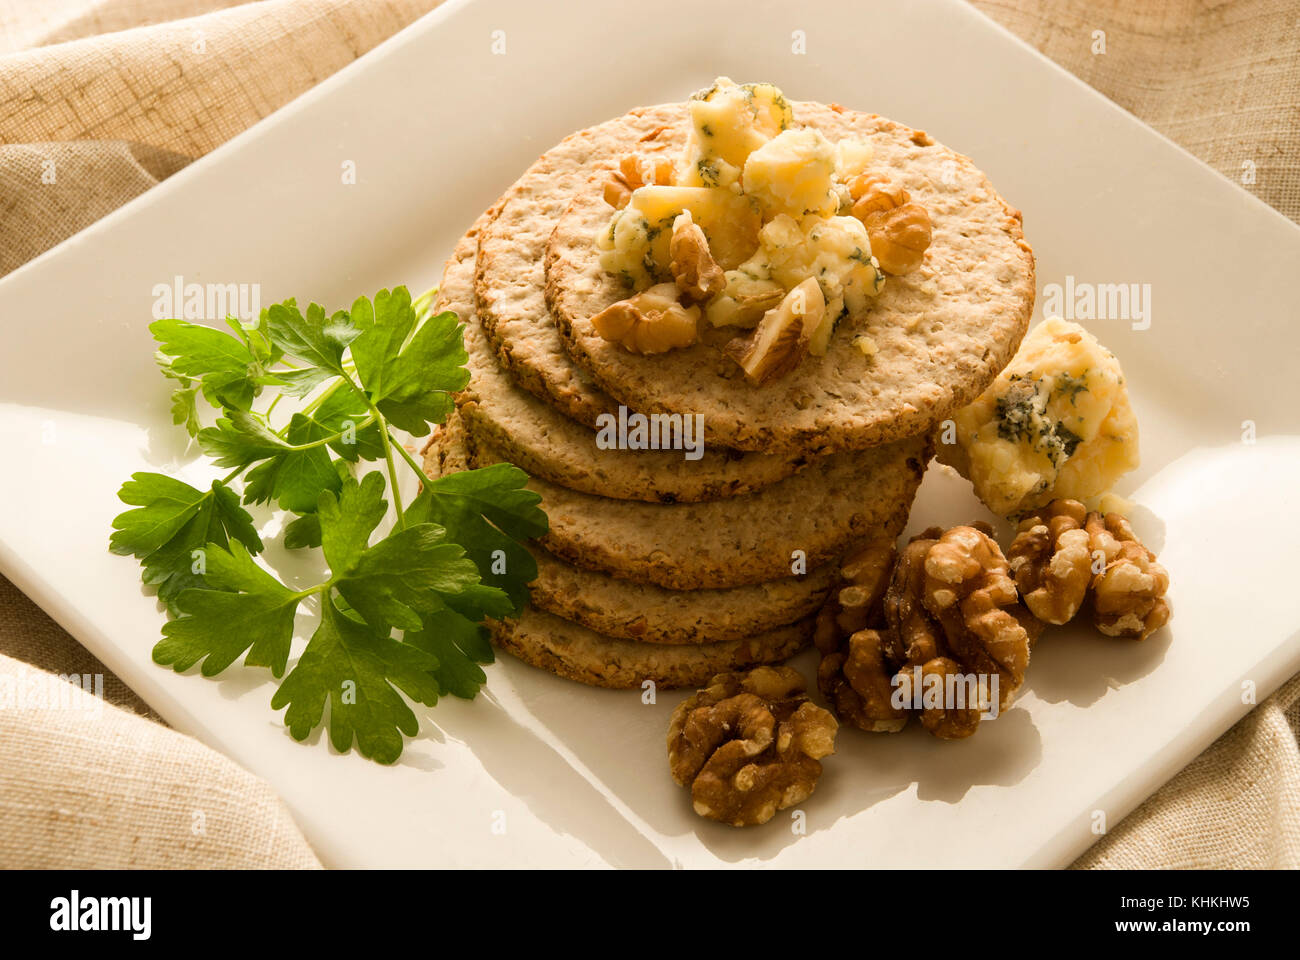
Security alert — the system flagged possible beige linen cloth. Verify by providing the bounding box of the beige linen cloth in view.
[0,0,1297,869]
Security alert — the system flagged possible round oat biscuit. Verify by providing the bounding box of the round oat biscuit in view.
[441,213,811,503]
[488,606,813,690]
[473,104,687,428]
[424,412,929,592]
[527,544,836,645]
[546,101,1036,456]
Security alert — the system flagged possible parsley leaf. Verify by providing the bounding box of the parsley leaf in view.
[146,472,514,757]
[338,526,487,632]
[271,598,441,764]
[405,608,494,699]
[303,383,385,462]
[282,514,323,550]
[263,299,360,377]
[242,413,342,513]
[198,410,294,468]
[163,371,202,437]
[317,471,388,571]
[408,462,547,613]
[350,289,469,433]
[319,473,496,634]
[110,473,263,607]
[151,316,275,412]
[154,539,300,677]
[273,365,337,399]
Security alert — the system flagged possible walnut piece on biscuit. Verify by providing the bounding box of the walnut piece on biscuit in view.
[668,211,725,302]
[590,282,699,354]
[603,153,675,209]
[857,201,932,276]
[724,277,826,385]
[846,173,931,275]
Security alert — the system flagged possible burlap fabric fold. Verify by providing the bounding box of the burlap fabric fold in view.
[0,0,1296,869]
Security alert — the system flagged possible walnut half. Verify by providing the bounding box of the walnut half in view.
[894,656,988,740]
[813,535,897,653]
[813,537,905,733]
[849,176,932,276]
[590,283,700,354]
[1007,498,1092,624]
[603,153,675,209]
[817,531,942,738]
[818,628,909,733]
[1086,511,1171,640]
[668,211,725,302]
[668,666,837,827]
[1007,499,1172,641]
[922,525,1033,711]
[724,277,825,385]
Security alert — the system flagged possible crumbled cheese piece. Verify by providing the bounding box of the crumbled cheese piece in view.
[835,138,874,179]
[597,185,761,288]
[703,270,786,329]
[742,128,839,218]
[936,317,1140,515]
[853,334,878,358]
[735,213,884,322]
[679,77,792,191]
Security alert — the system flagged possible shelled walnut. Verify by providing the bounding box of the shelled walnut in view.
[1007,499,1171,641]
[812,537,904,733]
[921,525,1033,710]
[814,504,1170,748]
[667,666,837,827]
[817,629,908,733]
[860,202,932,276]
[848,173,910,217]
[602,153,675,209]
[668,211,725,302]
[846,174,932,276]
[882,529,947,668]
[1085,511,1171,640]
[590,283,700,354]
[813,535,896,652]
[725,278,826,385]
[816,524,1036,741]
[894,656,985,740]
[1007,499,1092,624]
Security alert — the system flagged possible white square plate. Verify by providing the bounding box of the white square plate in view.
[1,0,1297,868]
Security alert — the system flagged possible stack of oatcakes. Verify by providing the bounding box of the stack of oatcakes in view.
[422,99,1034,689]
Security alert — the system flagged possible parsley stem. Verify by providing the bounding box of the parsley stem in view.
[299,377,345,419]
[290,582,330,603]
[391,434,430,484]
[412,285,439,318]
[374,410,406,529]
[267,414,377,452]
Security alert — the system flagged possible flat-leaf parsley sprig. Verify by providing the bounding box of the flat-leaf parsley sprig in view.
[110,286,547,763]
